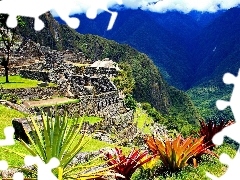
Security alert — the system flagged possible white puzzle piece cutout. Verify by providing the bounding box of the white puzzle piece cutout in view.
[85,0,123,30]
[0,0,122,31]
[207,69,240,179]
[24,155,60,180]
[0,126,24,180]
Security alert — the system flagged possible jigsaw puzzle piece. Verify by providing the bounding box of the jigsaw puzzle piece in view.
[85,0,122,30]
[216,100,230,111]
[34,18,45,31]
[13,172,24,180]
[0,126,15,146]
[212,122,240,146]
[24,155,60,180]
[6,15,18,29]
[207,149,240,180]
[217,69,240,120]
[0,160,9,171]
[222,72,237,85]
[53,1,80,29]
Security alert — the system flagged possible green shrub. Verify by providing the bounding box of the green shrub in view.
[124,94,137,111]
[141,102,164,123]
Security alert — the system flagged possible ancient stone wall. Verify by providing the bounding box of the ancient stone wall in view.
[69,75,117,96]
[63,50,90,64]
[28,91,120,116]
[82,109,135,134]
[19,69,117,96]
[19,70,50,82]
[83,67,118,77]
[0,65,30,76]
[0,87,62,100]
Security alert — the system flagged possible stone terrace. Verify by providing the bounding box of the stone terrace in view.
[1,40,136,139]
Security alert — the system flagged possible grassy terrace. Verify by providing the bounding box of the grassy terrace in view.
[134,107,154,134]
[0,75,56,89]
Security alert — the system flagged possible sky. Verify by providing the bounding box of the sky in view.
[56,0,240,16]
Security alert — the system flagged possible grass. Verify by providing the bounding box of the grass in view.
[133,107,154,134]
[0,75,56,89]
[0,105,29,167]
[82,116,103,125]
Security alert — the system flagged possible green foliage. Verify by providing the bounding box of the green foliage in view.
[163,116,198,138]
[140,102,197,137]
[187,83,233,120]
[168,86,202,126]
[113,62,135,95]
[141,102,166,123]
[124,94,137,111]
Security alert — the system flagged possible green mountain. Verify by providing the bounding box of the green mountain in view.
[65,10,195,90]
[186,8,240,120]
[16,12,201,129]
[59,9,223,90]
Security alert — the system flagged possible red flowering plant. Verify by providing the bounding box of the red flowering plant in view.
[199,119,234,150]
[101,147,154,180]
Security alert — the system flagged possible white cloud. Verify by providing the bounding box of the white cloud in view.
[121,0,240,13]
[51,0,240,17]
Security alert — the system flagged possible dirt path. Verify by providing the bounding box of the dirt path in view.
[23,97,76,108]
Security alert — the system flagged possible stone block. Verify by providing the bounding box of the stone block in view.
[37,82,49,87]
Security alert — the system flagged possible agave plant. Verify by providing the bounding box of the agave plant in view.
[101,147,154,180]
[4,109,117,180]
[145,135,217,172]
[199,119,234,150]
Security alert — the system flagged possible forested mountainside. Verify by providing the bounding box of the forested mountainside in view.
[187,7,240,120]
[16,12,201,127]
[55,9,224,90]
[190,7,240,86]
[56,8,240,119]
[56,10,195,90]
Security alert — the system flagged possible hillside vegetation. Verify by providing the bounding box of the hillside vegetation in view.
[16,13,201,129]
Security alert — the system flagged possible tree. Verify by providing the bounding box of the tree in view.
[124,94,137,111]
[113,62,135,95]
[0,14,25,83]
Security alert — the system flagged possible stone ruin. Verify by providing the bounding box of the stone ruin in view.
[1,39,138,146]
